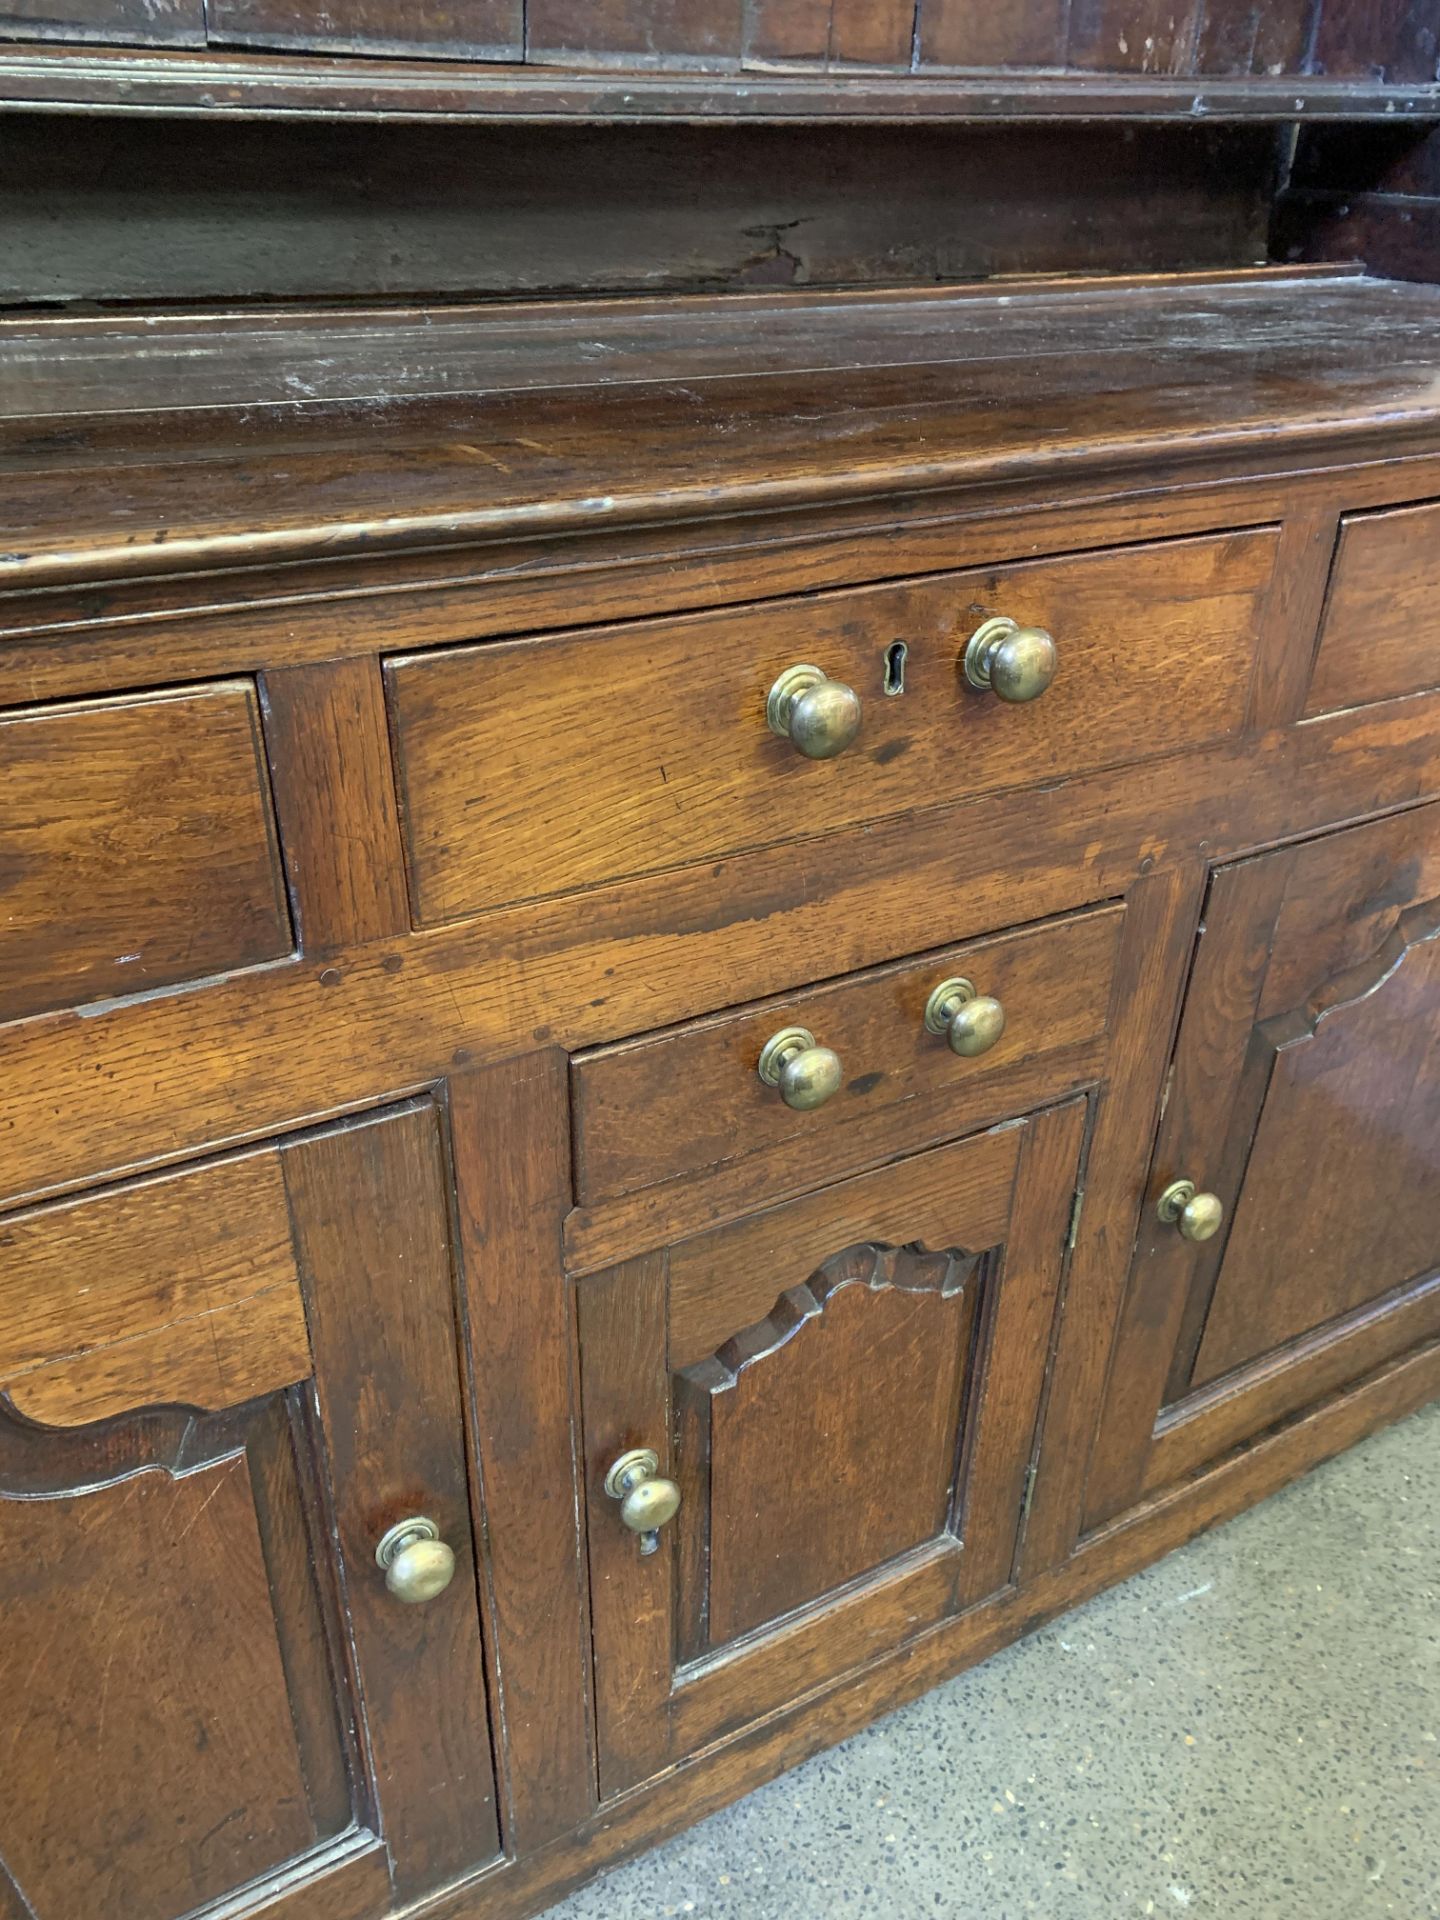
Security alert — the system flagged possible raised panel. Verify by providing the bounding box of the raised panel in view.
[0,682,291,1025]
[1192,906,1440,1385]
[582,1103,1085,1795]
[680,1242,982,1647]
[0,1444,333,1920]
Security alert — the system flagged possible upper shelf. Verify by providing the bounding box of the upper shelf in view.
[0,43,1437,124]
[5,268,1440,594]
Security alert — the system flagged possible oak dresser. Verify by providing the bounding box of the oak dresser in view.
[2,6,1440,1916]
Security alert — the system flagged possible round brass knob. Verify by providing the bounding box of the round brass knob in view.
[757,1026,844,1111]
[924,977,1007,1058]
[605,1447,682,1557]
[963,616,1058,704]
[375,1517,456,1604]
[1157,1179,1225,1244]
[766,663,863,760]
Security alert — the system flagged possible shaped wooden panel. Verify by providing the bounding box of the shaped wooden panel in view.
[0,681,290,1026]
[1086,801,1440,1528]
[679,1242,982,1647]
[582,1103,1085,1796]
[0,1149,309,1427]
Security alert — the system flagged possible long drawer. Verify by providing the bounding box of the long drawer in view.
[385,528,1278,924]
[573,901,1124,1205]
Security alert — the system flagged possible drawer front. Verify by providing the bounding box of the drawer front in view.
[573,902,1124,1205]
[0,681,290,1024]
[1307,499,1440,718]
[386,529,1277,924]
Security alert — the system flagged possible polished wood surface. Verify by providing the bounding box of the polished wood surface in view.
[0,681,290,1023]
[386,531,1273,919]
[2,262,1438,1920]
[4,275,1439,593]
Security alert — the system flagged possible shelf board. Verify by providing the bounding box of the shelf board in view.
[0,44,1437,125]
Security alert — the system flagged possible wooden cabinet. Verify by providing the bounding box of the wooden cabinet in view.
[3,275,1440,1920]
[1084,802,1440,1529]
[580,1103,1085,1798]
[0,1102,500,1920]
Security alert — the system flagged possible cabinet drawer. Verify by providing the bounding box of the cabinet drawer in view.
[0,681,291,1024]
[1307,499,1440,717]
[385,529,1277,924]
[573,902,1124,1205]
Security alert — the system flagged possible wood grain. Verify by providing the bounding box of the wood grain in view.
[573,905,1122,1203]
[0,1455,314,1920]
[386,531,1275,920]
[261,655,411,954]
[1307,499,1440,716]
[448,1055,595,1849]
[0,1148,309,1427]
[0,0,202,45]
[283,1101,502,1897]
[209,0,522,58]
[0,681,291,1025]
[665,1126,1020,1369]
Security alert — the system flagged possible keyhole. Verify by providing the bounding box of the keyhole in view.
[883,641,908,696]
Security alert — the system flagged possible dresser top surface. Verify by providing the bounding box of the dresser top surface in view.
[4,267,1439,590]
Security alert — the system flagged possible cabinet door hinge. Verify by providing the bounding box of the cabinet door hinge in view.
[1066,1185,1086,1252]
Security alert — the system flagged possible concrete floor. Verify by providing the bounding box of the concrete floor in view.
[547,1400,1440,1919]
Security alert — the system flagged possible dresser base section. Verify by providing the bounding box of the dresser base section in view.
[410,1334,1440,1920]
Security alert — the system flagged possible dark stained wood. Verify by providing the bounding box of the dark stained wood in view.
[1307,499,1440,716]
[447,1055,595,1851]
[261,656,411,954]
[0,1147,309,1427]
[386,532,1275,920]
[283,1101,502,1896]
[1245,506,1341,730]
[1067,0,1204,73]
[527,0,745,67]
[919,0,1068,67]
[0,1454,317,1920]
[0,681,291,1024]
[0,0,201,46]
[8,684,1440,1215]
[0,42,1431,120]
[1313,0,1440,83]
[573,905,1123,1203]
[1194,0,1318,74]
[581,1112,1082,1794]
[1086,801,1440,1529]
[1020,861,1209,1576]
[685,1242,981,1645]
[748,0,914,65]
[209,0,522,59]
[9,276,1440,592]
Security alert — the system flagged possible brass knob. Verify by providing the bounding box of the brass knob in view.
[963,616,1058,704]
[1157,1179,1225,1243]
[375,1517,456,1604]
[924,977,1006,1058]
[605,1447,681,1557]
[766,663,862,759]
[757,1026,844,1111]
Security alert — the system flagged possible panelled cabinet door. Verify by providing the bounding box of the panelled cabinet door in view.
[1086,802,1440,1529]
[0,1100,499,1920]
[580,1101,1085,1797]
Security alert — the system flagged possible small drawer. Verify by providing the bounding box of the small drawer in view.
[385,528,1277,924]
[1307,499,1440,718]
[0,681,291,1024]
[572,902,1124,1205]
[0,1147,310,1430]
